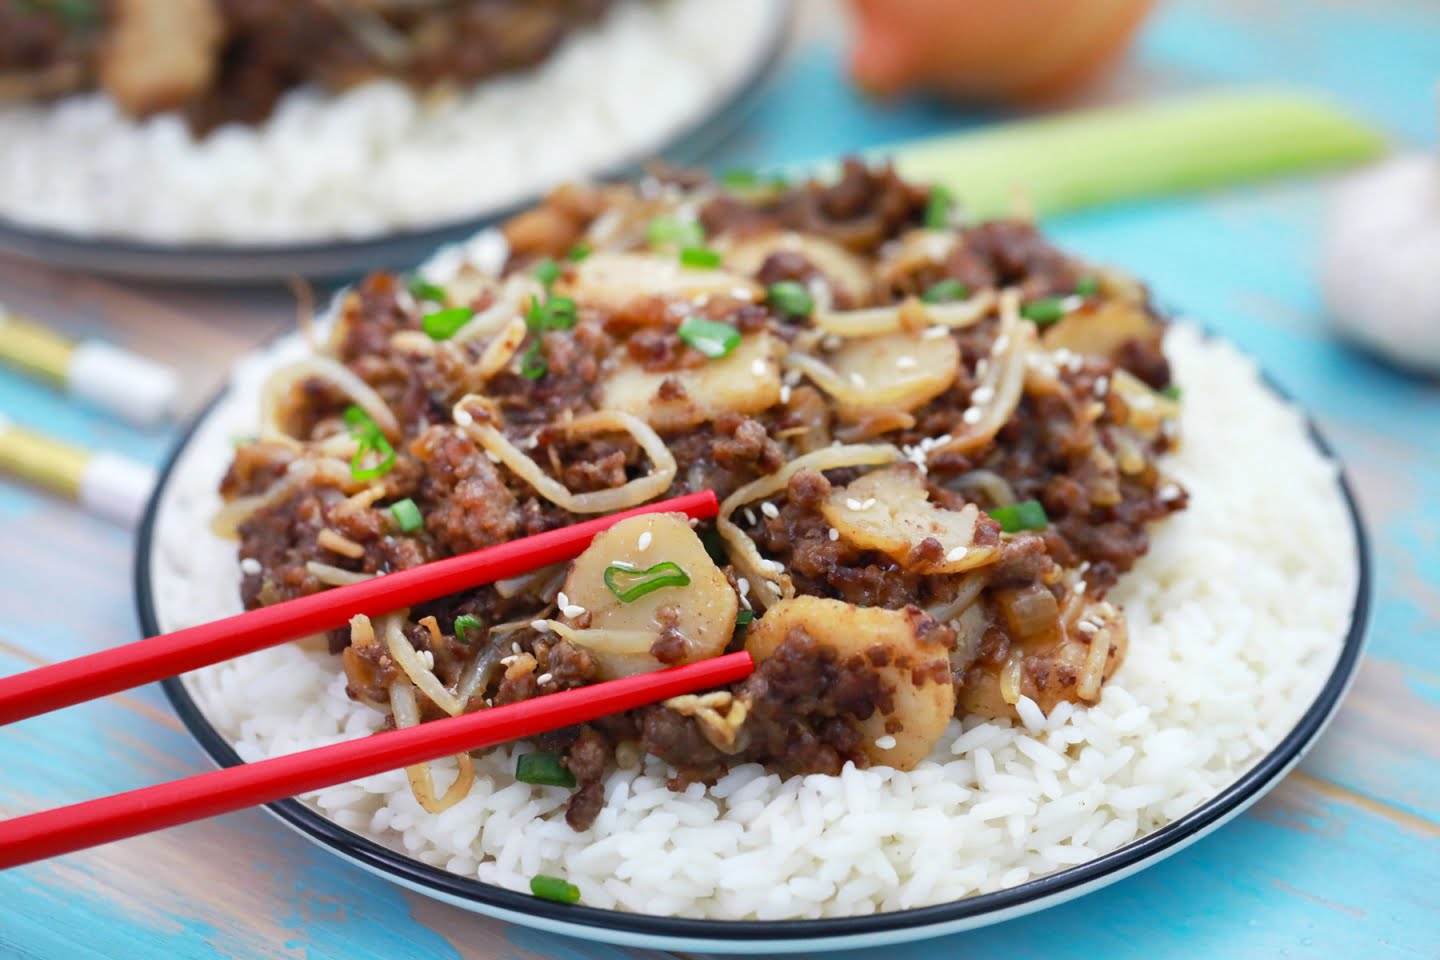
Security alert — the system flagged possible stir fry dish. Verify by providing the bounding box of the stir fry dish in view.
[218,160,1187,829]
[0,0,615,131]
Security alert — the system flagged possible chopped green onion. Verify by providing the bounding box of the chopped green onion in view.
[767,281,814,318]
[1075,276,1100,297]
[1020,297,1066,325]
[530,875,581,904]
[422,306,475,340]
[453,614,483,646]
[646,216,704,250]
[680,246,722,270]
[677,317,741,360]
[344,405,396,481]
[735,610,755,629]
[533,257,560,290]
[525,295,577,333]
[351,433,396,481]
[520,340,548,380]
[24,0,99,27]
[922,279,970,303]
[700,527,729,567]
[390,498,423,533]
[408,277,447,303]
[567,243,592,262]
[988,499,1049,534]
[1159,384,1182,400]
[721,168,758,187]
[516,752,577,788]
[603,561,691,603]
[924,185,954,229]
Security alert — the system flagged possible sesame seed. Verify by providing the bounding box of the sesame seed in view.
[962,407,983,425]
[993,335,1010,353]
[760,501,779,519]
[1074,580,1087,595]
[1076,621,1099,636]
[780,384,792,404]
[421,650,435,669]
[976,359,990,379]
[484,450,501,464]
[522,434,539,449]
[845,497,863,511]
[874,735,897,750]
[240,557,261,575]
[557,591,570,610]
[536,673,553,686]
[923,326,949,340]
[737,577,752,610]
[610,560,636,571]
[453,408,474,426]
[1159,483,1182,502]
[1094,376,1109,397]
[751,358,767,377]
[500,655,518,666]
[744,507,758,526]
[823,335,842,351]
[531,620,552,633]
[784,369,802,386]
[561,604,586,618]
[896,355,918,369]
[638,531,653,551]
[848,372,867,388]
[768,559,785,574]
[512,641,522,655]
[971,385,994,404]
[860,498,876,510]
[945,546,967,562]
[828,528,839,541]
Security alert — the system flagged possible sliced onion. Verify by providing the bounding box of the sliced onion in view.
[389,680,475,814]
[381,613,464,716]
[948,469,1018,507]
[260,356,400,440]
[930,289,1033,458]
[458,399,677,514]
[718,443,899,606]
[451,274,540,344]
[305,561,376,587]
[473,316,528,381]
[926,569,988,624]
[816,290,997,338]
[538,620,658,655]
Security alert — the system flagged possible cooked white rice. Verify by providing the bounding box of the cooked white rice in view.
[0,0,775,245]
[152,245,1357,919]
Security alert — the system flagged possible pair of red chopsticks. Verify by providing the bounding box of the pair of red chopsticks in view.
[0,489,752,869]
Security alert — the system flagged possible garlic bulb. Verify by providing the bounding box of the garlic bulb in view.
[1321,153,1440,373]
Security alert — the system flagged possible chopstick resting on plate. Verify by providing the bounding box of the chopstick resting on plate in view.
[0,489,720,725]
[0,413,156,527]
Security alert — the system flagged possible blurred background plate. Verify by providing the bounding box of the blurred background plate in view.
[0,0,792,285]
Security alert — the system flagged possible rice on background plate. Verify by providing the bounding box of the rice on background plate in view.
[145,227,1359,921]
[0,0,777,246]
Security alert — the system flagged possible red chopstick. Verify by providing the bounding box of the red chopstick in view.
[0,489,719,726]
[0,650,753,869]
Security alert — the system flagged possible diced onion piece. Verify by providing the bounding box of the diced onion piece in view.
[821,465,998,574]
[816,290,997,338]
[788,330,959,419]
[457,400,676,514]
[930,288,1033,457]
[1110,368,1181,438]
[718,444,899,606]
[600,333,783,431]
[380,613,464,716]
[745,597,954,770]
[259,356,399,441]
[389,679,475,814]
[560,251,760,308]
[556,513,737,679]
[724,231,875,306]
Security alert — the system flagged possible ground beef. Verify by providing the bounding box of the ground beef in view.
[411,425,520,553]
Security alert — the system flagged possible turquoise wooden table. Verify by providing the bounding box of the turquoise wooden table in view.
[1,1,1437,956]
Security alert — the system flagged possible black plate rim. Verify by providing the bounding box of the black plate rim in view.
[0,0,793,280]
[137,336,1373,945]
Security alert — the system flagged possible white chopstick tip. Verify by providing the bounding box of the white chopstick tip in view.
[79,453,156,528]
[67,341,181,427]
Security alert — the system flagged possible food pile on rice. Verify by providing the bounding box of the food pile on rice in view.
[155,160,1355,917]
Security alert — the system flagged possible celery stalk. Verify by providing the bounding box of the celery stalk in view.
[879,90,1387,220]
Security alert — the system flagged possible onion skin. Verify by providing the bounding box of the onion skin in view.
[848,0,1155,104]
